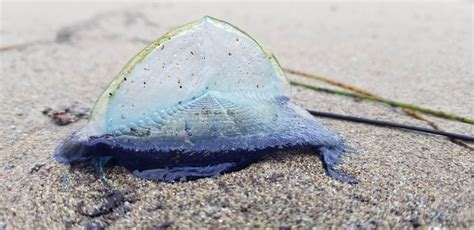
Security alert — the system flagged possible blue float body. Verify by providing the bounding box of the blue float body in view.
[54,17,357,183]
[55,96,356,183]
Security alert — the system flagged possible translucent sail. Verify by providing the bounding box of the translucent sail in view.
[88,16,289,136]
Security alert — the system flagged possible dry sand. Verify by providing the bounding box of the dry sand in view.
[0,2,473,228]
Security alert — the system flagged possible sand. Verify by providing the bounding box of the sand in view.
[0,2,472,228]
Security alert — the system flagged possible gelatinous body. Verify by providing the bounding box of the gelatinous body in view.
[55,16,356,183]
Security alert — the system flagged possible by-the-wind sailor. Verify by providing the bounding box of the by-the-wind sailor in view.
[55,16,357,183]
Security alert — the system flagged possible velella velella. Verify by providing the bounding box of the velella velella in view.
[55,16,356,184]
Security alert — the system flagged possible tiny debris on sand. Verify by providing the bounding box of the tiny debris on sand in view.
[29,163,46,174]
[42,102,90,125]
[77,190,125,218]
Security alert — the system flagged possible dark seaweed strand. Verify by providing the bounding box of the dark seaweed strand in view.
[285,68,474,125]
[289,79,474,150]
[307,110,474,142]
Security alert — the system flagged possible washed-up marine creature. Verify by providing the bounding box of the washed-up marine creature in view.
[55,16,357,183]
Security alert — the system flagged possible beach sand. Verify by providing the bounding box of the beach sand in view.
[0,2,472,228]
